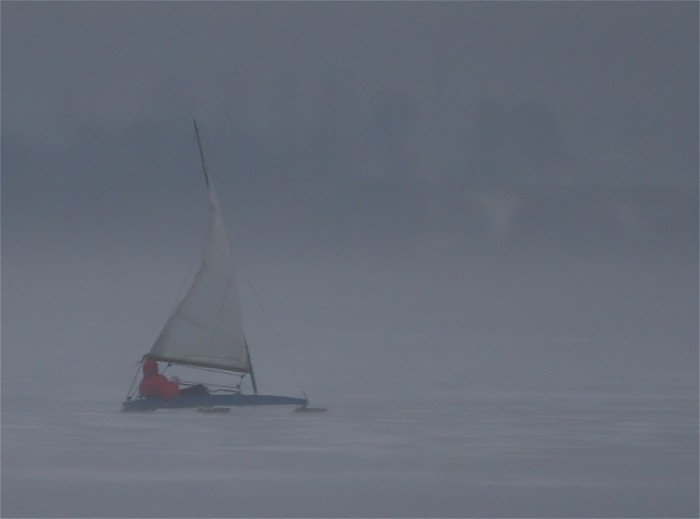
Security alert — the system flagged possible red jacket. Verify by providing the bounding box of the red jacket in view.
[139,359,180,398]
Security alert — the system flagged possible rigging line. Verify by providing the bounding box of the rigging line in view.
[125,360,143,400]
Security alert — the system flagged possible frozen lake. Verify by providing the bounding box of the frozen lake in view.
[2,381,697,517]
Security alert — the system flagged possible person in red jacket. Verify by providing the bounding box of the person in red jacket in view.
[139,358,210,398]
[139,358,180,398]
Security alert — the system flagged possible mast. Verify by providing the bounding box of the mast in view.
[193,119,211,189]
[192,119,257,390]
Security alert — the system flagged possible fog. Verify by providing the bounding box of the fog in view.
[2,2,698,517]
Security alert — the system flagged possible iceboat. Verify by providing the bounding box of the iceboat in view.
[122,121,308,411]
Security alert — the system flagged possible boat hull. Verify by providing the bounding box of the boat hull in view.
[122,393,308,411]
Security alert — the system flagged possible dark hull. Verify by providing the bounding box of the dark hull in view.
[122,393,308,411]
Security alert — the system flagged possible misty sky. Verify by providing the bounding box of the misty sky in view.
[3,1,697,185]
[1,2,698,394]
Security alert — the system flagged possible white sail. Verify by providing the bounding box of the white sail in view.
[148,131,251,373]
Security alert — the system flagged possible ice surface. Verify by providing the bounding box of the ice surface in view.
[3,250,697,517]
[2,376,697,518]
